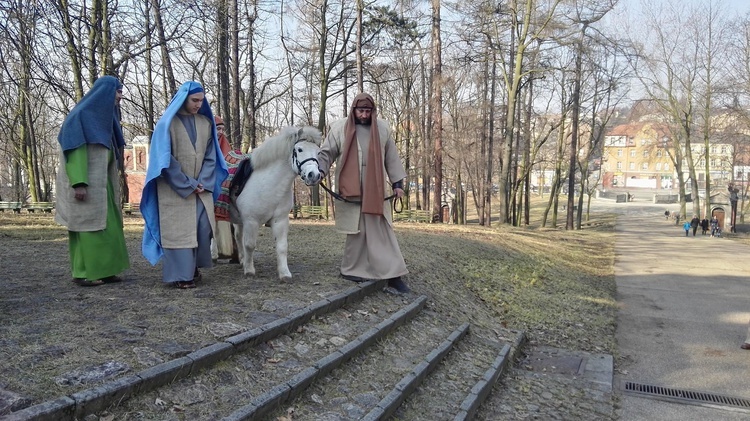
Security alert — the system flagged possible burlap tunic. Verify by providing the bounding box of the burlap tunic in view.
[318,118,408,280]
[157,113,217,282]
[157,114,217,247]
[55,144,129,280]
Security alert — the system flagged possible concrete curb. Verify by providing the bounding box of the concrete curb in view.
[0,280,386,421]
[221,295,429,421]
[453,329,528,420]
[362,322,471,421]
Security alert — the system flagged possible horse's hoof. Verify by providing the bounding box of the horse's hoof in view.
[279,273,293,281]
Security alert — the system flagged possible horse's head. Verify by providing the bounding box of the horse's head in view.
[292,126,323,186]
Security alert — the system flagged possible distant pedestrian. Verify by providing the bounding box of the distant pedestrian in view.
[710,216,719,237]
[690,215,700,236]
[682,220,691,236]
[701,218,709,235]
[664,209,670,220]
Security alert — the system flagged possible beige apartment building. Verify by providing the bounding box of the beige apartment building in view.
[601,122,674,190]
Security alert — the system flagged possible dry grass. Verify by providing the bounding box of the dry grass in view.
[0,208,617,416]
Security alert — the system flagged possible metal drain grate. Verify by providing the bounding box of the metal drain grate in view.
[624,381,750,411]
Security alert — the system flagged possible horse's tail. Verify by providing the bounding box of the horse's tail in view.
[229,158,254,197]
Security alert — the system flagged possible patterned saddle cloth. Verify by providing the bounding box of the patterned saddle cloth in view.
[215,150,250,222]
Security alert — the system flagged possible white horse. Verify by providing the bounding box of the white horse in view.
[229,126,322,280]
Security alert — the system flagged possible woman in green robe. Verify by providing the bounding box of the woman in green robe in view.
[55,75,130,286]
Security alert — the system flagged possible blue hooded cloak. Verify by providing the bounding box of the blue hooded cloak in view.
[141,81,228,265]
[57,75,125,158]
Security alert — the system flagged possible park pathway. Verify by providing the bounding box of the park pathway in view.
[608,200,750,420]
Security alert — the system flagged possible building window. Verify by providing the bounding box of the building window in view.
[721,146,727,154]
[656,149,662,157]
[630,150,636,157]
[642,163,648,170]
[711,146,717,154]
[617,149,623,157]
[656,163,662,170]
[699,159,705,166]
[664,162,670,171]
[629,162,636,170]
[643,150,650,157]
[617,162,622,169]
[711,159,717,167]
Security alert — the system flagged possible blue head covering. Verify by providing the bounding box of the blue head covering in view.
[57,75,125,156]
[141,81,229,265]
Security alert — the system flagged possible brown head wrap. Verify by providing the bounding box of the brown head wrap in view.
[338,93,385,215]
[214,115,231,156]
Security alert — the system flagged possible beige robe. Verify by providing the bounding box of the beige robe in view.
[157,115,216,248]
[319,118,407,234]
[55,144,122,232]
[318,117,408,280]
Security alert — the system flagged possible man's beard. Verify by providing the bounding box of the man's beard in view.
[355,116,371,125]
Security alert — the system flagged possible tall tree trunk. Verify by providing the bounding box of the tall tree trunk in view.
[233,0,244,148]
[99,0,113,74]
[484,48,497,226]
[431,0,443,222]
[567,25,585,230]
[522,79,533,225]
[152,0,176,95]
[87,0,101,83]
[356,0,364,93]
[144,0,155,134]
[56,0,84,100]
[217,0,230,130]
[16,3,40,202]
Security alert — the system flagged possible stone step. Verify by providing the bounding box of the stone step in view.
[222,296,429,420]
[0,281,387,421]
[91,288,423,419]
[260,300,460,420]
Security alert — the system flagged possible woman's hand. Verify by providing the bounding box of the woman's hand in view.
[74,186,87,201]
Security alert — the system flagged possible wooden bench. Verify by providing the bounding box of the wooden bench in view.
[24,202,55,213]
[299,205,326,219]
[122,203,140,215]
[0,201,23,213]
[393,209,431,223]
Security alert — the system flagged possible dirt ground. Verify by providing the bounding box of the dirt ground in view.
[0,211,617,419]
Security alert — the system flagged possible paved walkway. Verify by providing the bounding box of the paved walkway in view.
[604,200,750,420]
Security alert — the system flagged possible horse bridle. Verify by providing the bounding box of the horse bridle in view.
[294,138,403,213]
[292,140,319,178]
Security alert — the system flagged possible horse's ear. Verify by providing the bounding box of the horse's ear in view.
[297,127,304,139]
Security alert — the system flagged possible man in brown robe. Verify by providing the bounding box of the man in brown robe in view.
[317,92,410,293]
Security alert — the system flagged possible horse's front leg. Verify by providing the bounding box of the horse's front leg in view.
[270,216,292,280]
[240,220,259,276]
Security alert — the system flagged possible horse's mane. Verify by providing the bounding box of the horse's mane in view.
[228,126,322,197]
[249,126,322,170]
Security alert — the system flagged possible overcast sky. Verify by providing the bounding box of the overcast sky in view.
[617,0,750,16]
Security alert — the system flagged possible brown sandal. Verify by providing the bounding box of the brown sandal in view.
[72,278,104,287]
[174,281,196,289]
[100,276,123,284]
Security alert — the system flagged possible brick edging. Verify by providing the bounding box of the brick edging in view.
[362,322,472,420]
[453,329,528,420]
